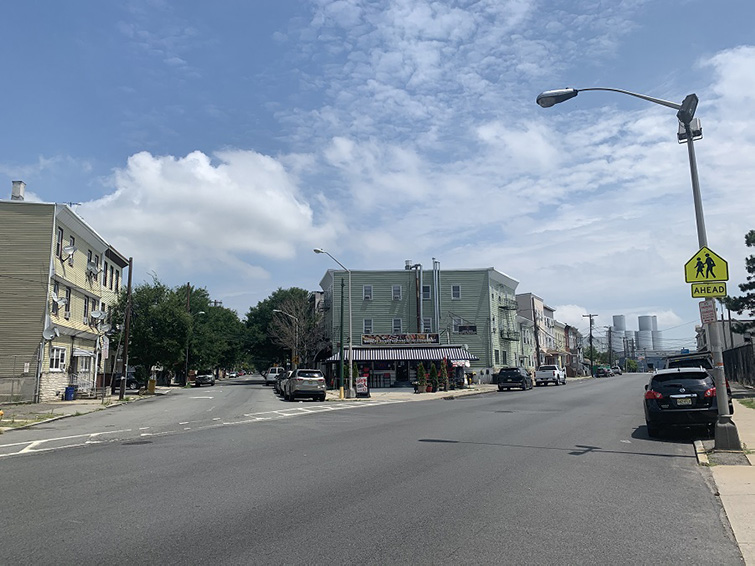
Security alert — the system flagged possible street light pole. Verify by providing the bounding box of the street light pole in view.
[314,248,355,398]
[273,309,299,369]
[538,86,740,450]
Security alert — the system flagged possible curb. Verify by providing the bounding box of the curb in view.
[694,440,709,466]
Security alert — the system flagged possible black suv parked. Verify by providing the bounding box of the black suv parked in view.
[644,367,733,437]
[496,367,533,391]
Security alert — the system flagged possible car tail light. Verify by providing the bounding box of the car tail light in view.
[644,390,663,400]
[704,387,716,398]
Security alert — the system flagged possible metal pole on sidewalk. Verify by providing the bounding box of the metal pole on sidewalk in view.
[119,258,133,401]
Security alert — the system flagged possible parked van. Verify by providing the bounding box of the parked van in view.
[265,366,284,386]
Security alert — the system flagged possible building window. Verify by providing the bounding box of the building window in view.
[392,285,402,300]
[83,294,89,321]
[363,319,373,334]
[452,285,461,300]
[52,281,59,315]
[422,285,431,300]
[452,317,461,333]
[103,261,108,287]
[363,285,373,300]
[423,317,432,332]
[68,236,75,266]
[109,265,114,290]
[79,355,91,373]
[114,270,120,291]
[494,349,500,365]
[50,347,66,371]
[64,287,72,318]
[94,254,99,272]
[392,318,402,334]
[87,250,93,264]
[502,351,508,365]
[56,227,63,258]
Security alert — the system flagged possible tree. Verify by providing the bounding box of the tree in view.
[724,229,755,336]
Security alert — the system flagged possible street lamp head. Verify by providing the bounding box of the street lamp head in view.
[536,88,579,108]
[313,248,324,254]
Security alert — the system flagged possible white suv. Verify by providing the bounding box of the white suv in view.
[284,369,327,402]
[265,367,284,386]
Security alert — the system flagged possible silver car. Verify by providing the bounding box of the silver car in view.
[284,369,327,402]
[265,367,284,386]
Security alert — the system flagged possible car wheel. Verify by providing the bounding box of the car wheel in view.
[210,381,215,386]
[646,423,660,438]
[498,387,504,391]
[320,395,326,402]
[194,382,200,387]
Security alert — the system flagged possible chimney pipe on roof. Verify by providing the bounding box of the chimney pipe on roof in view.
[11,180,26,201]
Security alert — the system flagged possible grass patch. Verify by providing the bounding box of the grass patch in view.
[739,398,755,410]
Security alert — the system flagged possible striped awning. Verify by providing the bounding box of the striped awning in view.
[72,348,95,357]
[325,346,479,363]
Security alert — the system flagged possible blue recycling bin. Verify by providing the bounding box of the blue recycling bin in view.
[64,386,76,401]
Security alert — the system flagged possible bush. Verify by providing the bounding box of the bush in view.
[417,363,427,386]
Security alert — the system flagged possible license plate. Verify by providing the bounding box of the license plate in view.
[676,397,693,406]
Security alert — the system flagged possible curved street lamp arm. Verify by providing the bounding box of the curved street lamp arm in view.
[577,87,682,110]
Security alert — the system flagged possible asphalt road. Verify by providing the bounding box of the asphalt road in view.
[0,374,743,565]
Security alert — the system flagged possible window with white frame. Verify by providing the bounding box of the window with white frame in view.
[64,287,72,317]
[452,317,462,332]
[392,285,402,300]
[56,227,63,258]
[114,270,120,291]
[83,294,89,321]
[363,285,373,300]
[68,236,75,266]
[52,281,59,315]
[79,355,91,373]
[50,347,66,371]
[423,317,432,332]
[103,261,108,287]
[422,285,431,300]
[451,285,461,300]
[494,349,500,365]
[392,318,402,334]
[109,265,114,290]
[363,319,373,334]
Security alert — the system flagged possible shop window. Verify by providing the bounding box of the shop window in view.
[50,347,66,371]
[363,319,373,334]
[392,318,402,334]
[452,285,461,300]
[363,285,373,300]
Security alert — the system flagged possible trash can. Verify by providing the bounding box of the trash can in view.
[64,386,76,401]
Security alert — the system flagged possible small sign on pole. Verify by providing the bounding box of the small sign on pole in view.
[699,300,717,325]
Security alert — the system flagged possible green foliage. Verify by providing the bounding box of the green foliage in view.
[625,359,639,372]
[440,362,449,390]
[724,229,755,335]
[429,363,439,388]
[417,363,427,386]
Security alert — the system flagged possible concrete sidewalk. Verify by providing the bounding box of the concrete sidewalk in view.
[705,392,755,565]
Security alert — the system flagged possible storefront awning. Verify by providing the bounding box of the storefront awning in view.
[325,346,479,363]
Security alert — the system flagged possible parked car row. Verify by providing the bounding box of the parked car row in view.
[268,367,327,402]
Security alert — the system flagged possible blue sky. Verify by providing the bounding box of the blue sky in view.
[2,0,754,348]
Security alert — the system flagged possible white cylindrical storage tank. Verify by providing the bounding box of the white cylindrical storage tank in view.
[612,315,626,332]
[638,315,654,332]
[612,330,625,352]
[637,330,652,350]
[652,331,663,350]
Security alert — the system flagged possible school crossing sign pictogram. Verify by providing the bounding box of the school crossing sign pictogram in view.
[684,246,728,284]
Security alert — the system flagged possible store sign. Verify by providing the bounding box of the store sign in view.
[458,325,477,335]
[361,333,440,345]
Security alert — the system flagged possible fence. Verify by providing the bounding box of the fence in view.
[723,344,755,388]
[0,352,40,404]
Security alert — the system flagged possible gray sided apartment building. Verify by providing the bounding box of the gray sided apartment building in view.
[317,264,520,386]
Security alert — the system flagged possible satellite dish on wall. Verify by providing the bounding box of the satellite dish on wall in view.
[62,245,77,256]
[101,323,112,334]
[90,310,106,320]
[43,326,60,341]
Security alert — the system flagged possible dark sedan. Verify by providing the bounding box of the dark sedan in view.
[496,367,533,391]
[644,367,733,437]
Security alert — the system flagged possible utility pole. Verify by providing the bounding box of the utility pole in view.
[583,314,597,376]
[119,258,133,401]
[607,326,613,366]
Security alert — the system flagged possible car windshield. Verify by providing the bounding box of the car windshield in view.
[652,371,711,384]
[298,371,323,378]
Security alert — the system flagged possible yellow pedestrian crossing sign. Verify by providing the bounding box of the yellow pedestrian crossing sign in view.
[684,246,728,283]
